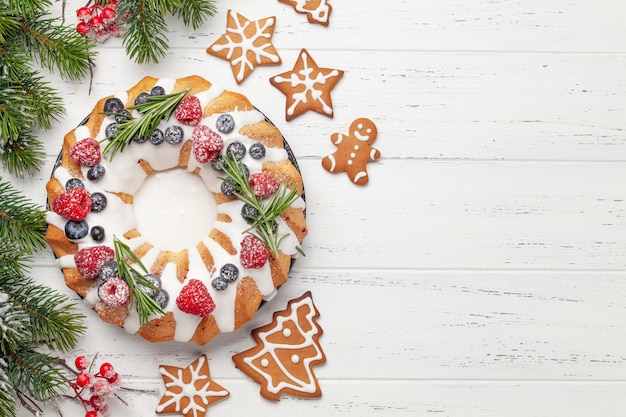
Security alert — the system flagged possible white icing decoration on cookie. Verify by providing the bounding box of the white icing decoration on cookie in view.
[289,0,331,24]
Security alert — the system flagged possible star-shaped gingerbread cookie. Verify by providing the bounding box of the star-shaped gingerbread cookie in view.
[270,48,344,121]
[207,10,282,84]
[156,354,229,417]
[278,0,333,26]
[321,118,381,185]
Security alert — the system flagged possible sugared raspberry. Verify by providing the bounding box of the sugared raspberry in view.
[176,279,215,317]
[192,125,223,163]
[52,187,92,221]
[240,235,269,269]
[174,95,203,126]
[74,246,115,279]
[70,138,101,167]
[249,172,280,198]
[97,278,130,308]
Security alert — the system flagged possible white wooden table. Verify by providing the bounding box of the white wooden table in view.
[10,0,626,415]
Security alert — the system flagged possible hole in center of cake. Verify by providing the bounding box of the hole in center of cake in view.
[133,168,216,252]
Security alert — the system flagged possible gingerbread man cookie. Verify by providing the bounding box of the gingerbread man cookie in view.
[278,0,333,26]
[321,118,381,185]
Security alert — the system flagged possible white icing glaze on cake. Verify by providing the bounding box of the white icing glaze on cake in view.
[46,77,305,343]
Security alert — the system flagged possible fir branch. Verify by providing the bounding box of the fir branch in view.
[0,132,47,177]
[102,88,189,159]
[218,155,302,258]
[18,15,96,80]
[6,0,53,20]
[0,358,16,417]
[170,0,216,30]
[113,237,165,325]
[0,291,30,356]
[6,348,68,402]
[0,178,47,253]
[118,0,170,64]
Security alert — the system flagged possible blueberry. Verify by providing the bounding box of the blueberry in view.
[241,203,259,224]
[242,163,250,178]
[210,155,225,172]
[91,192,107,212]
[150,85,166,96]
[65,178,84,190]
[134,92,150,106]
[99,260,118,281]
[249,143,266,159]
[165,125,184,145]
[211,276,228,291]
[150,128,165,145]
[114,109,132,124]
[133,134,148,143]
[221,178,237,196]
[103,97,124,114]
[226,142,246,160]
[153,290,170,309]
[215,114,235,134]
[87,164,105,181]
[65,220,89,240]
[90,225,105,242]
[105,123,118,137]
[220,263,239,283]
[139,273,161,298]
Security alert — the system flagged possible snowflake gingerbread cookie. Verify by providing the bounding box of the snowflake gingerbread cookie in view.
[207,10,282,84]
[270,48,344,121]
[232,291,326,400]
[156,354,229,417]
[321,118,381,186]
[278,0,333,26]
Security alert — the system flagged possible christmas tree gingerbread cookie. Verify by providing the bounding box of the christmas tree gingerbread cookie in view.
[278,0,333,26]
[321,118,381,185]
[232,291,326,400]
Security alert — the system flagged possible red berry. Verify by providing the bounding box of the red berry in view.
[76,372,92,388]
[176,279,215,317]
[85,411,99,417]
[101,7,116,23]
[76,21,91,36]
[89,395,105,411]
[107,372,120,384]
[249,172,280,198]
[90,16,104,31]
[76,7,92,22]
[99,362,115,379]
[175,95,203,126]
[52,187,92,221]
[74,246,115,280]
[70,138,101,167]
[239,235,269,269]
[192,125,223,163]
[98,278,130,308]
[90,378,113,396]
[75,355,89,371]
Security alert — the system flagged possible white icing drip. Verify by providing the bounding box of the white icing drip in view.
[241,295,323,395]
[47,78,306,342]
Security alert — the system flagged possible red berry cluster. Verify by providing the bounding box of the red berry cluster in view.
[76,1,124,43]
[71,356,121,417]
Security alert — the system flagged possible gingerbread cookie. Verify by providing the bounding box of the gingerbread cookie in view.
[207,10,281,84]
[270,49,343,121]
[156,354,229,417]
[232,291,326,400]
[278,0,332,26]
[321,118,381,186]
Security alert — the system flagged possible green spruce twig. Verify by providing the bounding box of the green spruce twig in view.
[102,89,189,159]
[218,155,303,258]
[112,237,165,325]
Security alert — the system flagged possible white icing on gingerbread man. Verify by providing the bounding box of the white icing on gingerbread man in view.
[322,118,381,185]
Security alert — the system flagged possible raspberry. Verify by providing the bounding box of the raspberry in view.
[176,279,215,317]
[240,235,269,269]
[192,125,223,163]
[249,172,280,198]
[74,246,115,279]
[52,187,92,221]
[174,95,203,126]
[70,138,101,167]
[97,278,130,308]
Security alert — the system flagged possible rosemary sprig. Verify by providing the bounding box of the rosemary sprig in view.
[101,89,190,159]
[112,237,164,325]
[218,154,302,258]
